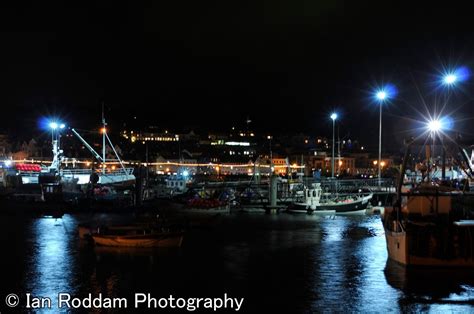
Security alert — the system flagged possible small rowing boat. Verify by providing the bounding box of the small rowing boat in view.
[92,232,184,248]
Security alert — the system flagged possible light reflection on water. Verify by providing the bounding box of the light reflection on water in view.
[0,213,473,313]
[27,216,77,311]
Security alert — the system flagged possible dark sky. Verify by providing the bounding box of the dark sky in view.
[1,1,474,150]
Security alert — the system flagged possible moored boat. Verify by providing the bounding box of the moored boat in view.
[383,138,474,268]
[287,183,371,214]
[92,232,184,248]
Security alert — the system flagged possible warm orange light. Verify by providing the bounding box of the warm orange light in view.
[100,127,107,134]
[380,161,386,167]
[216,166,220,172]
[339,161,343,166]
[373,160,378,165]
[111,165,116,170]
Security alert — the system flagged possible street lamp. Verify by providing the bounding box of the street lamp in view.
[48,120,66,170]
[440,67,469,89]
[443,74,457,86]
[374,86,393,187]
[330,113,338,178]
[427,119,442,133]
[426,118,444,181]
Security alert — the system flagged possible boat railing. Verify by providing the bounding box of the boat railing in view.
[18,171,40,176]
[61,168,135,177]
[100,168,135,177]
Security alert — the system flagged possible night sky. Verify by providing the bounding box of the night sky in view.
[2,1,474,150]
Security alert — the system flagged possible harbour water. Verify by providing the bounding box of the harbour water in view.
[1,211,474,313]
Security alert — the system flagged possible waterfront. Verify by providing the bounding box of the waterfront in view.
[0,212,473,313]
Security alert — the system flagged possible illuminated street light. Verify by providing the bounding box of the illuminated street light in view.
[49,122,59,130]
[440,67,469,87]
[373,85,395,187]
[443,74,457,85]
[427,119,442,133]
[376,91,387,101]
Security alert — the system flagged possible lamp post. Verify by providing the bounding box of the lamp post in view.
[439,72,461,180]
[330,113,337,178]
[48,121,66,171]
[375,90,388,187]
[427,119,443,181]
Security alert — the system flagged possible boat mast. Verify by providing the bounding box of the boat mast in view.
[102,103,107,173]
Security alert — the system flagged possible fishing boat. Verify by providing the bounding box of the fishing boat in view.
[287,183,371,214]
[383,137,474,267]
[92,232,184,248]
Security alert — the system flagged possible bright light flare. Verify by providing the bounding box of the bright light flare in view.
[440,66,469,86]
[49,122,58,130]
[330,113,338,121]
[182,170,189,177]
[427,119,442,132]
[373,84,397,103]
[376,91,387,100]
[443,74,457,85]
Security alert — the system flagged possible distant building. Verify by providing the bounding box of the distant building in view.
[0,134,9,157]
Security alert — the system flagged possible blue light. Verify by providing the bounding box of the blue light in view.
[4,160,12,167]
[376,91,387,100]
[330,113,338,121]
[426,116,452,133]
[373,84,397,103]
[182,170,189,177]
[441,66,469,86]
[39,117,67,132]
[440,116,454,130]
[443,74,457,85]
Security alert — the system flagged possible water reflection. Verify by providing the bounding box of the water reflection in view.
[2,212,474,313]
[385,259,474,310]
[27,215,77,310]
